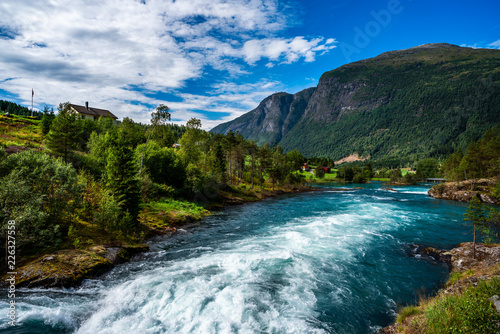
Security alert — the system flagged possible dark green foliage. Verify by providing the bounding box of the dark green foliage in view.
[401,172,418,185]
[287,149,305,171]
[184,164,217,198]
[443,127,500,180]
[352,173,366,183]
[41,106,55,135]
[337,166,354,181]
[79,171,122,233]
[46,103,80,163]
[389,169,403,183]
[211,143,227,182]
[135,141,186,189]
[315,165,325,179]
[416,158,439,179]
[106,144,141,230]
[0,150,81,252]
[0,100,42,118]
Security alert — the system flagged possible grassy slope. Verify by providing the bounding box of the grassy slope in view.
[389,244,500,334]
[0,113,43,148]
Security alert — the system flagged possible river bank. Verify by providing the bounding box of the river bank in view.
[6,183,319,288]
[381,242,500,333]
[1,182,472,333]
[428,178,499,204]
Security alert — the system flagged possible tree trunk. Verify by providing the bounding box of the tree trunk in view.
[473,228,476,260]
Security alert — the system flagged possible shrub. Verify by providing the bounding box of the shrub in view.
[135,141,186,188]
[0,150,81,252]
[353,173,366,183]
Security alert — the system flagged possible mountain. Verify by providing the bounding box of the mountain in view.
[211,88,315,146]
[211,43,500,162]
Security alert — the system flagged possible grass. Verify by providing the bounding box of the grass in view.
[141,198,210,230]
[447,269,474,286]
[396,305,424,325]
[148,199,209,219]
[395,277,500,334]
[421,279,500,334]
[0,113,43,147]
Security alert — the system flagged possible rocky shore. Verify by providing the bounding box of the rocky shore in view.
[14,244,149,288]
[381,242,500,333]
[428,178,499,204]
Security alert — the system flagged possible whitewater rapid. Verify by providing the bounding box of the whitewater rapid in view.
[0,184,469,334]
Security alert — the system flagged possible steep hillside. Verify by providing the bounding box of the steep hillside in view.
[211,88,315,146]
[212,44,500,162]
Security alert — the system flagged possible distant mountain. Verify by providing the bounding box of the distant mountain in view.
[211,43,500,162]
[211,88,315,146]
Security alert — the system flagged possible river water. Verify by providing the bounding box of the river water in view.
[1,183,470,334]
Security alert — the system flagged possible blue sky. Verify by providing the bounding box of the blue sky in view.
[0,0,499,129]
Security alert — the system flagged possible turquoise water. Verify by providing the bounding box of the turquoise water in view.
[0,183,470,333]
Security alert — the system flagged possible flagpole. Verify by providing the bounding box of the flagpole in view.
[31,89,33,117]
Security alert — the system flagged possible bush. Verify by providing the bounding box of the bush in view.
[353,173,366,183]
[0,150,81,252]
[138,173,176,201]
[79,171,123,233]
[135,141,186,188]
[402,172,418,185]
[315,165,325,179]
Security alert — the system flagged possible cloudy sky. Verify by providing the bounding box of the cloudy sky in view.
[0,0,499,129]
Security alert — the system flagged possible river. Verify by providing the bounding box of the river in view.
[0,182,470,333]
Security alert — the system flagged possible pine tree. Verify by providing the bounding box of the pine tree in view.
[463,196,487,259]
[106,144,141,230]
[41,106,55,135]
[46,103,80,163]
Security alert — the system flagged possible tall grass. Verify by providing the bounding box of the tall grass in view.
[422,278,500,333]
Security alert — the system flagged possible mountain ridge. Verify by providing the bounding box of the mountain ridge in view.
[212,43,500,162]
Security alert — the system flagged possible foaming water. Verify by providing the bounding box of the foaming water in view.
[1,183,469,334]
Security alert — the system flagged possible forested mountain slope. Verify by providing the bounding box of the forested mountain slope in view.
[212,44,500,163]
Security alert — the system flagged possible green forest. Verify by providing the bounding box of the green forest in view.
[1,98,500,268]
[0,102,311,266]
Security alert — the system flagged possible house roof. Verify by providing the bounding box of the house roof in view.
[70,104,118,120]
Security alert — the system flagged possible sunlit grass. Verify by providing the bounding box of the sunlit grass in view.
[0,113,43,147]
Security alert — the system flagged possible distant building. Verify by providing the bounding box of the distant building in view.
[322,166,331,173]
[172,143,181,148]
[302,163,311,171]
[70,102,118,121]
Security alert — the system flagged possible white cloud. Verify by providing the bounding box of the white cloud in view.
[460,40,500,50]
[243,36,337,64]
[489,39,500,49]
[0,0,337,126]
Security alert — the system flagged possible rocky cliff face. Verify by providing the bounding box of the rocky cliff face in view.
[211,88,315,146]
[211,43,500,160]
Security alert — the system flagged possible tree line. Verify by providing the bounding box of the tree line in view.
[0,102,310,256]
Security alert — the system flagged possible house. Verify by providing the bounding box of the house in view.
[302,163,311,171]
[172,143,181,148]
[70,102,118,121]
[322,166,331,173]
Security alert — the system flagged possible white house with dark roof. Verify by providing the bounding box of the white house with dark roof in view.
[70,102,118,121]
